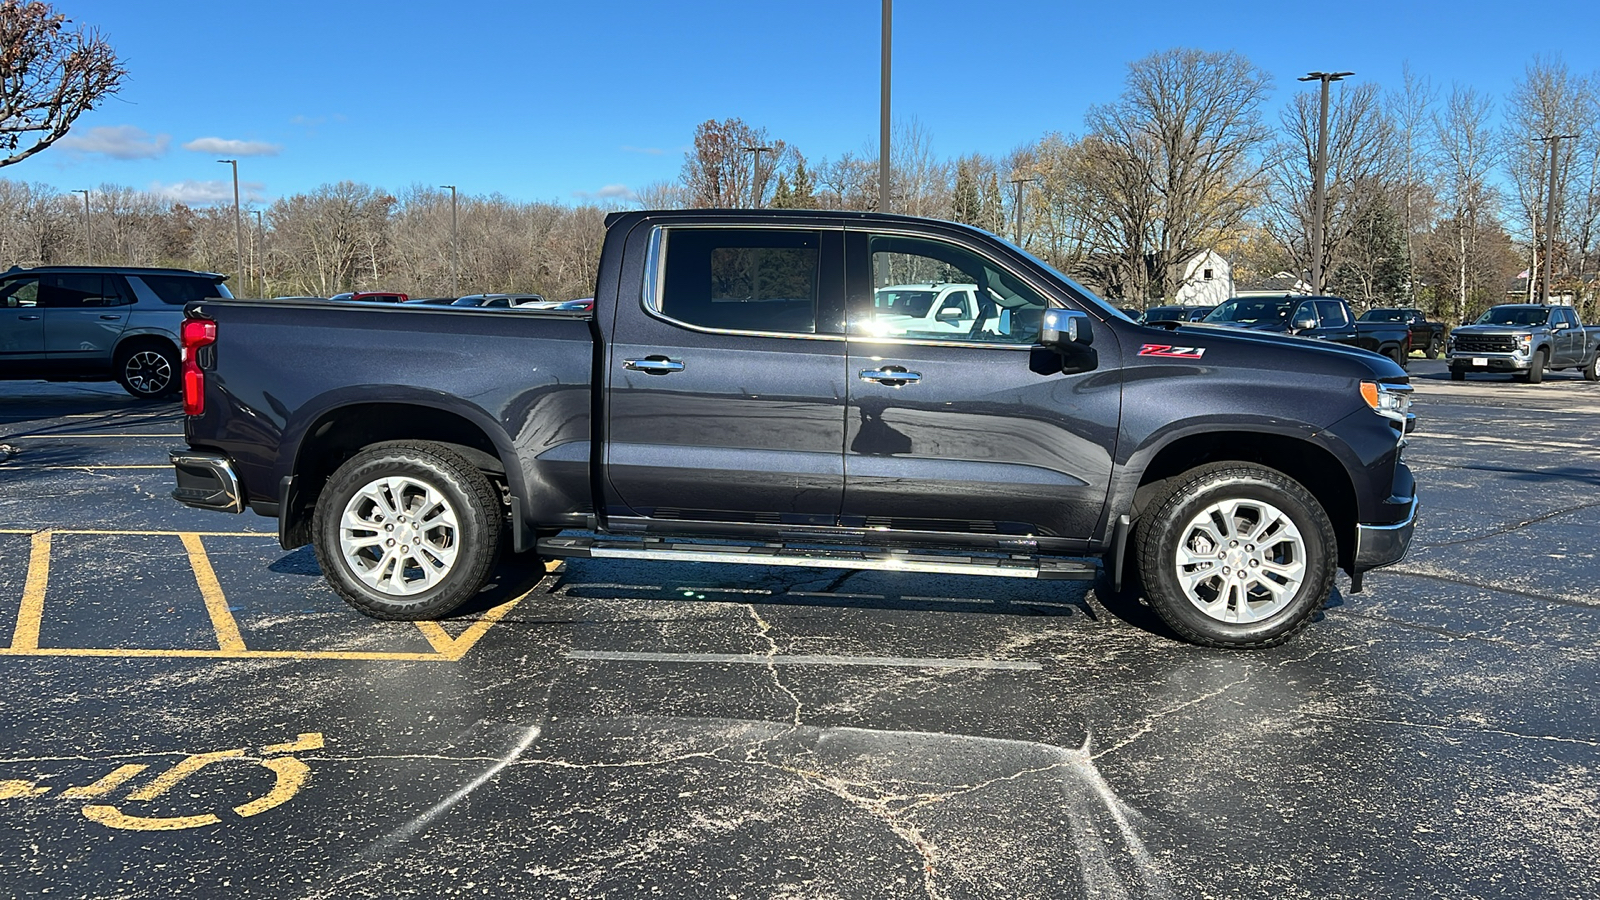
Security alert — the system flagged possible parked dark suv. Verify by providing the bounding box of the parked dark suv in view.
[0,265,231,398]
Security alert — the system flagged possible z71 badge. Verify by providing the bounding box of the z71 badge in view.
[1138,344,1206,359]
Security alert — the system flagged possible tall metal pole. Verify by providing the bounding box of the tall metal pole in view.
[1537,134,1578,304]
[743,145,772,208]
[441,185,458,295]
[219,159,242,291]
[879,0,891,214]
[254,209,265,298]
[1299,71,1352,295]
[1007,177,1038,246]
[73,189,91,263]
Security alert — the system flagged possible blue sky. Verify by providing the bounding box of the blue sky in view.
[15,0,1598,208]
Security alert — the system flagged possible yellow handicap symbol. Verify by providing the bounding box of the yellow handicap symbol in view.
[58,732,324,831]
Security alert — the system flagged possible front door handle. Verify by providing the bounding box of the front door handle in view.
[100,315,122,320]
[859,366,921,386]
[623,356,685,374]
[18,314,41,320]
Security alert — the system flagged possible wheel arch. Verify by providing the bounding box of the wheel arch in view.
[278,399,521,549]
[1121,428,1359,574]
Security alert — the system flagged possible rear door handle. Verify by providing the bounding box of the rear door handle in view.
[623,356,685,374]
[18,314,41,320]
[859,367,921,386]
[100,315,122,320]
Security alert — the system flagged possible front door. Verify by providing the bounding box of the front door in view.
[604,225,849,527]
[841,230,1120,542]
[42,273,132,364]
[0,276,45,368]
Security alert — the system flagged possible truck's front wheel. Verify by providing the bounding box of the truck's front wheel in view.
[313,441,502,620]
[1136,463,1335,649]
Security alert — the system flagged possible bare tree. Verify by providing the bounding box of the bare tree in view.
[1431,86,1502,323]
[1387,65,1438,304]
[0,1,125,167]
[1083,48,1274,301]
[1501,56,1596,299]
[679,118,788,208]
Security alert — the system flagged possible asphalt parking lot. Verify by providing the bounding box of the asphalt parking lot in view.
[1,363,1597,900]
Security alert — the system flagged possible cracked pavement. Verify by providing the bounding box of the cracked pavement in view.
[1,367,1597,899]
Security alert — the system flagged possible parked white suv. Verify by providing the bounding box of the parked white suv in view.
[0,265,232,398]
[862,283,1006,338]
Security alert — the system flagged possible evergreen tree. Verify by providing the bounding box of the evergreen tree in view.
[789,157,816,209]
[769,174,794,209]
[951,160,980,225]
[1330,199,1407,308]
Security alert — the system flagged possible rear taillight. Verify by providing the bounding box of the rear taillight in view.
[181,318,217,416]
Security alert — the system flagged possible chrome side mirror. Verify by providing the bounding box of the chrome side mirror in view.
[1040,308,1093,348]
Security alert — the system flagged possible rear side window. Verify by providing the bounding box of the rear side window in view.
[135,275,233,304]
[655,229,820,334]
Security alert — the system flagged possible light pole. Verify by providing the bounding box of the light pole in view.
[743,145,772,207]
[1007,177,1040,246]
[253,209,265,298]
[72,189,91,263]
[879,0,891,214]
[218,159,243,292]
[441,185,458,295]
[1536,133,1579,304]
[1299,71,1353,295]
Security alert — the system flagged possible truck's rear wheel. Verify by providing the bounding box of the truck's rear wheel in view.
[313,441,502,620]
[1135,463,1335,649]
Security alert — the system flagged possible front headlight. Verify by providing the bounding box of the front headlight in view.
[1515,333,1532,352]
[1360,381,1414,425]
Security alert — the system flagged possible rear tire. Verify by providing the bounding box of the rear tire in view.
[1135,463,1335,649]
[1527,350,1545,384]
[1389,347,1409,371]
[114,343,179,399]
[313,441,502,620]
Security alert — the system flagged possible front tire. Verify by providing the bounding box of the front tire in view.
[115,343,179,399]
[313,441,502,620]
[1527,350,1546,384]
[1425,335,1441,360]
[1450,366,1466,381]
[1135,463,1336,649]
[1585,352,1598,382]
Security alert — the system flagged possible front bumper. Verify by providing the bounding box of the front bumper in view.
[170,450,244,513]
[1354,491,1418,571]
[1446,351,1529,372]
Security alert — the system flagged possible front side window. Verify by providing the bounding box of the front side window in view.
[39,274,116,308]
[1558,307,1579,328]
[656,229,820,334]
[857,234,1047,345]
[1315,300,1350,327]
[1292,301,1319,327]
[0,277,39,308]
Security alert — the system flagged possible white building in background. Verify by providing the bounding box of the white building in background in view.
[1174,250,1234,305]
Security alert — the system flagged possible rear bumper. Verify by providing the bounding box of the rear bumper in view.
[170,450,244,513]
[1354,492,1418,571]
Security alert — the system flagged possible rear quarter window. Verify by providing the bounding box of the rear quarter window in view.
[134,274,233,304]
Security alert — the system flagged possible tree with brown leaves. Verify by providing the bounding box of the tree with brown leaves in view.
[0,0,125,167]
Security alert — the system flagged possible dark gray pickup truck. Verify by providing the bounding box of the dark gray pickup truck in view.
[169,210,1418,649]
[1447,304,1600,383]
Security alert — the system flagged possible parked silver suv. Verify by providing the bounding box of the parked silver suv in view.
[0,265,231,398]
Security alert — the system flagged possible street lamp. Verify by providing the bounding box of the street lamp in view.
[742,145,772,208]
[1298,71,1353,295]
[1535,133,1579,304]
[218,159,243,293]
[880,0,891,214]
[72,189,91,263]
[440,185,458,295]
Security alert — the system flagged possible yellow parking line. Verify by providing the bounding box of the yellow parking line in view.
[9,531,50,651]
[413,591,532,660]
[180,533,247,652]
[0,647,453,661]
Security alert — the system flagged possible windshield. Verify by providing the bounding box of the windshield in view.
[1204,298,1294,325]
[1360,309,1405,322]
[874,289,937,318]
[1475,306,1548,326]
[1143,306,1185,320]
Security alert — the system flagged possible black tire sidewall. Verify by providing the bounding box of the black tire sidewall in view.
[312,443,501,620]
[1528,350,1545,384]
[1138,466,1335,648]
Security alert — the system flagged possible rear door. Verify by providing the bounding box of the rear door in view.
[0,276,45,366]
[42,273,132,364]
[604,224,849,526]
[840,229,1120,541]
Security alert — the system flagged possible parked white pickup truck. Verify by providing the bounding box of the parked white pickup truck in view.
[863,283,1009,339]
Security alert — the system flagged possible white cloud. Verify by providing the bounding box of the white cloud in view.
[148,179,268,206]
[182,137,282,157]
[54,125,170,160]
[573,183,637,201]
